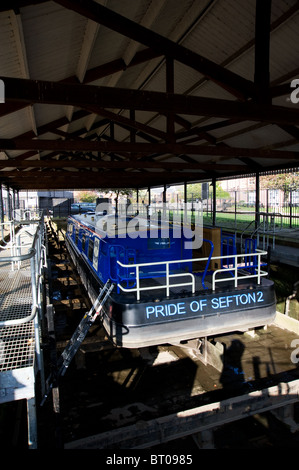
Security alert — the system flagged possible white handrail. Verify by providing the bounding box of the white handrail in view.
[212,249,268,290]
[0,218,45,327]
[117,248,268,300]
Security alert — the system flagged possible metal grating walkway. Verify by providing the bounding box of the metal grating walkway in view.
[0,230,36,373]
[0,218,46,448]
[0,263,33,323]
[0,323,35,372]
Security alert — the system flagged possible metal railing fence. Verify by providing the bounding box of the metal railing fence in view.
[0,214,46,327]
[117,249,268,301]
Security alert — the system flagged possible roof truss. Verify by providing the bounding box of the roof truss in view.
[0,0,299,190]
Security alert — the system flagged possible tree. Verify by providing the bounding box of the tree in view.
[215,182,230,199]
[261,172,299,200]
[75,190,98,203]
[101,188,133,213]
[187,183,202,200]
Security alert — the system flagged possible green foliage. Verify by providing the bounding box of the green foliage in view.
[76,191,97,202]
[215,182,230,199]
[261,173,299,193]
[187,183,202,198]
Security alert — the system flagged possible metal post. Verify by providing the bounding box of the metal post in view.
[163,184,167,219]
[234,190,237,229]
[212,178,216,227]
[27,397,38,449]
[184,182,187,224]
[290,189,293,229]
[255,172,260,229]
[234,256,238,288]
[257,253,261,285]
[7,186,12,220]
[136,265,140,301]
[0,184,4,239]
[166,262,169,297]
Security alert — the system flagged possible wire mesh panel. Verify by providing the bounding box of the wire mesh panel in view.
[0,218,45,450]
[0,223,41,373]
[0,322,35,372]
[0,267,33,322]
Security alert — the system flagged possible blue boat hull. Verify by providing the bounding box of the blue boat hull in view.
[66,234,276,348]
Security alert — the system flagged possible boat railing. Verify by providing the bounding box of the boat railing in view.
[211,249,268,290]
[117,248,268,301]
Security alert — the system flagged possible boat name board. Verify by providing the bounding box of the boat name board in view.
[145,291,265,321]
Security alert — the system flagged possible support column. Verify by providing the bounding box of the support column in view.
[290,189,293,229]
[27,397,38,449]
[184,182,187,223]
[212,178,216,227]
[0,184,4,239]
[136,188,139,215]
[147,187,151,220]
[7,186,12,220]
[254,0,271,104]
[255,172,260,228]
[0,184,4,222]
[163,184,167,218]
[13,189,16,215]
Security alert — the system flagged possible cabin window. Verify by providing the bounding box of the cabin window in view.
[88,238,94,262]
[82,234,86,251]
[75,228,79,245]
[93,237,100,270]
[147,238,170,250]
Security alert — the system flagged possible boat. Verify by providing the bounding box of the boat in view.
[65,208,276,348]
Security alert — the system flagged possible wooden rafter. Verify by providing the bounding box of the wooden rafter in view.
[0,160,247,171]
[0,138,298,160]
[3,77,299,126]
[0,1,298,192]
[54,0,255,100]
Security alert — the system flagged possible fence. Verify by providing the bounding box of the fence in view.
[202,188,299,230]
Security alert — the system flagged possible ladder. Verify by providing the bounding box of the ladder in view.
[41,279,114,405]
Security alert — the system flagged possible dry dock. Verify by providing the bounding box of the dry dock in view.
[38,221,299,449]
[1,219,298,449]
